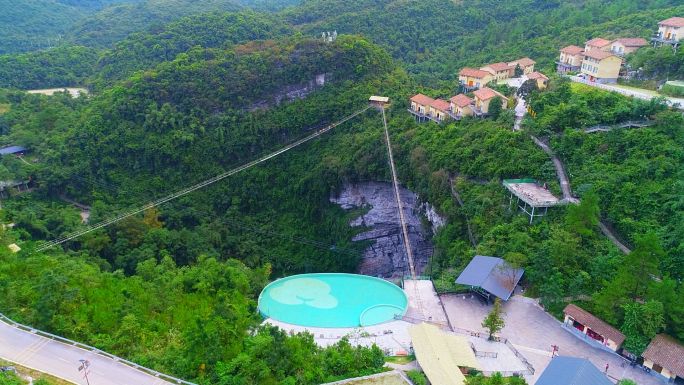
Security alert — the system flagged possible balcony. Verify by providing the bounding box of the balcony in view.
[651,33,679,46]
[407,108,447,124]
[556,61,580,73]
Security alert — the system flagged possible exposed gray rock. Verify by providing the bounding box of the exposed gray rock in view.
[330,182,440,278]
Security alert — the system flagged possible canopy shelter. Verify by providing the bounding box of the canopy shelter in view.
[408,323,481,385]
[536,356,613,385]
[0,146,27,156]
[455,256,524,302]
[503,179,563,224]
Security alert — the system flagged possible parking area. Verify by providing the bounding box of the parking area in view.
[440,294,666,385]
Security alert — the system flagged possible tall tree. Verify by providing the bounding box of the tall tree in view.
[482,298,505,340]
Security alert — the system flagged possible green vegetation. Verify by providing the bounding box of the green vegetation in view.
[482,298,506,340]
[0,46,100,89]
[406,370,429,385]
[466,373,527,385]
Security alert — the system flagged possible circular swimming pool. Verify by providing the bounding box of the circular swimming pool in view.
[258,273,408,328]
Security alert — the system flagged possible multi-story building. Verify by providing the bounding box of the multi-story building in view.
[472,87,507,115]
[458,68,493,91]
[557,45,585,73]
[581,50,622,83]
[480,62,514,81]
[526,72,549,89]
[449,94,474,119]
[652,17,684,48]
[584,37,613,53]
[610,38,648,56]
[508,57,536,74]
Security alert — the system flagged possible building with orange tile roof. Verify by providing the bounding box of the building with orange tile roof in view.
[526,71,549,89]
[557,45,585,73]
[472,87,507,115]
[429,99,451,122]
[449,94,473,118]
[642,334,684,381]
[653,17,684,48]
[581,49,621,83]
[458,67,493,91]
[480,62,514,81]
[610,38,648,56]
[508,57,536,74]
[584,37,613,52]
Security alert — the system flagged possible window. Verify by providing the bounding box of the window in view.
[652,363,663,373]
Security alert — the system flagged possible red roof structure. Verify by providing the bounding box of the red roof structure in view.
[560,45,585,55]
[563,304,625,346]
[585,38,613,48]
[430,99,451,112]
[509,57,536,67]
[473,87,504,101]
[584,50,616,60]
[659,17,684,27]
[642,334,684,378]
[450,94,473,108]
[614,38,648,47]
[527,71,548,80]
[459,67,491,79]
[410,94,435,106]
[482,62,512,72]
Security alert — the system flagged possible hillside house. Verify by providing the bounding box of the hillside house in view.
[508,57,536,74]
[480,62,514,81]
[472,87,507,116]
[610,38,648,56]
[526,71,549,89]
[429,99,451,123]
[563,304,625,352]
[653,17,684,48]
[459,68,493,91]
[409,94,433,120]
[581,50,622,83]
[584,37,613,53]
[449,94,473,119]
[642,334,684,382]
[557,45,585,73]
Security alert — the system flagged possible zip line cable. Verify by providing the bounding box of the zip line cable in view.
[34,106,371,252]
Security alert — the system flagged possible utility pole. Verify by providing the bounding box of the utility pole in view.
[78,359,91,385]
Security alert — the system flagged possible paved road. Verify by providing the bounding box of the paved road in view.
[567,76,684,109]
[441,294,664,385]
[0,320,173,385]
[530,136,577,204]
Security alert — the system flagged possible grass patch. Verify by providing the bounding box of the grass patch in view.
[0,359,73,385]
[0,104,10,114]
[384,355,415,365]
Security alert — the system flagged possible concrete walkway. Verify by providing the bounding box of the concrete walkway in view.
[0,319,174,385]
[567,76,684,109]
[441,294,665,385]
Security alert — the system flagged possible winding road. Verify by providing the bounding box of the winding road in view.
[0,316,182,385]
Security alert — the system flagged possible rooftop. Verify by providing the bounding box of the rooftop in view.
[410,93,434,106]
[536,356,613,385]
[659,17,684,27]
[509,57,536,67]
[614,37,648,47]
[563,304,625,345]
[369,95,389,103]
[459,67,492,79]
[0,146,27,155]
[584,50,616,60]
[560,45,585,55]
[430,98,451,112]
[481,62,512,72]
[642,334,684,378]
[450,94,473,108]
[472,87,504,101]
[585,37,613,47]
[527,71,548,80]
[502,179,562,207]
[455,255,524,301]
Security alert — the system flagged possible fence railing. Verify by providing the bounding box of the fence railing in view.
[0,312,197,385]
[584,120,655,133]
[504,339,536,376]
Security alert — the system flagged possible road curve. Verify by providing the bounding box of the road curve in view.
[0,319,174,385]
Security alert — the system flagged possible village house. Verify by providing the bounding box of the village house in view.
[610,38,648,56]
[584,37,613,53]
[409,93,433,119]
[480,62,514,82]
[508,57,536,74]
[429,99,451,123]
[581,49,622,83]
[652,17,684,48]
[526,71,549,89]
[563,304,625,352]
[458,68,493,91]
[557,45,585,73]
[472,87,507,116]
[449,94,474,119]
[642,334,684,382]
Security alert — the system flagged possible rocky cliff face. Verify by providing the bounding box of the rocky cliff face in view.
[330,182,444,279]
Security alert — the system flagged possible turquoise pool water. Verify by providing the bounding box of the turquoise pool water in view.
[258,273,408,328]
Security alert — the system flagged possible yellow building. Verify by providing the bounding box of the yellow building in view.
[449,94,473,118]
[429,99,451,122]
[472,87,507,115]
[557,45,584,73]
[409,94,434,116]
[527,71,549,89]
[458,67,493,91]
[480,62,513,82]
[642,334,684,382]
[508,57,536,74]
[610,38,648,56]
[653,17,684,46]
[584,37,613,53]
[581,50,622,83]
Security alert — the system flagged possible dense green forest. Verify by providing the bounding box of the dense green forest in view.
[0,0,683,384]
